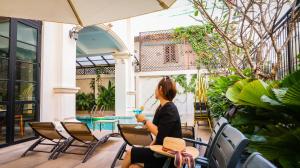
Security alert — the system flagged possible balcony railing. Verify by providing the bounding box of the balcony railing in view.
[253,3,300,79]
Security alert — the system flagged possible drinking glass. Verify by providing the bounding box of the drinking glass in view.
[133,108,143,128]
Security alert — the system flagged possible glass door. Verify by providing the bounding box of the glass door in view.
[0,18,10,145]
[14,22,39,141]
[0,17,41,147]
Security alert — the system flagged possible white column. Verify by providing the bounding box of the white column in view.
[40,22,78,122]
[113,52,135,116]
[135,76,141,108]
[125,19,136,112]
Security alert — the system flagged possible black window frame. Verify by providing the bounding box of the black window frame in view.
[0,17,41,148]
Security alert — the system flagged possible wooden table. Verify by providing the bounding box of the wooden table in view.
[94,119,119,133]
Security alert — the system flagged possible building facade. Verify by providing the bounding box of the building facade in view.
[0,18,135,147]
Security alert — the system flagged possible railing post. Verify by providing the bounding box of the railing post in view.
[287,16,293,75]
[139,32,142,72]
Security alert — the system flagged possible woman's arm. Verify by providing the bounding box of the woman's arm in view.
[144,120,158,136]
[150,137,156,146]
[136,114,158,136]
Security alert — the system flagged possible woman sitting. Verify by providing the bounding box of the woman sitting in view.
[122,76,182,168]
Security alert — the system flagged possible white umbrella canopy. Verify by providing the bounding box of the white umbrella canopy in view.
[0,0,176,27]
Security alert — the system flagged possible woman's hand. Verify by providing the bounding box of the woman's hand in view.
[135,114,146,122]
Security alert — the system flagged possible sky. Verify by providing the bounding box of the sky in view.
[131,0,201,36]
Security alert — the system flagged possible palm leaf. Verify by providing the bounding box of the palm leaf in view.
[226,79,250,103]
[281,70,300,87]
[237,80,278,110]
[281,82,300,107]
[250,127,300,168]
[275,70,300,110]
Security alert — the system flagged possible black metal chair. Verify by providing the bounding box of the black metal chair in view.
[197,124,249,168]
[243,152,276,168]
[184,117,228,160]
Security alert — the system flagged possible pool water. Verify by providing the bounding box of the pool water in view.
[76,115,153,130]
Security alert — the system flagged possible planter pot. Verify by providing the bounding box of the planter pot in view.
[91,110,115,117]
[76,110,90,116]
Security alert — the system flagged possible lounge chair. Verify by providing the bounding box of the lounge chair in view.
[243,152,276,168]
[111,124,153,168]
[21,122,71,159]
[196,124,249,168]
[55,122,114,163]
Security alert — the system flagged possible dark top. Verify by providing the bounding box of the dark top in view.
[152,102,182,145]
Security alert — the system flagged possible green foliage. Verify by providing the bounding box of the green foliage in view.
[226,80,281,110]
[249,127,300,168]
[76,92,95,111]
[280,69,300,88]
[89,67,110,93]
[173,24,224,71]
[279,70,300,112]
[206,74,241,118]
[172,74,197,94]
[226,79,251,103]
[227,70,300,167]
[227,70,300,112]
[232,107,300,168]
[96,80,115,111]
[89,79,95,93]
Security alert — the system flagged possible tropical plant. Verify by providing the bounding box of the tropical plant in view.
[89,67,110,94]
[96,80,115,111]
[172,74,197,94]
[226,71,300,112]
[172,74,197,112]
[76,92,95,111]
[195,75,208,104]
[226,79,281,110]
[206,74,241,118]
[226,70,300,167]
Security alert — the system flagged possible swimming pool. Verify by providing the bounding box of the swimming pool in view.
[76,115,153,131]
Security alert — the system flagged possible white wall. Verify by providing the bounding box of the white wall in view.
[40,22,77,122]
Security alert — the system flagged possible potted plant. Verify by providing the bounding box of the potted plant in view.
[96,80,115,116]
[76,92,95,115]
